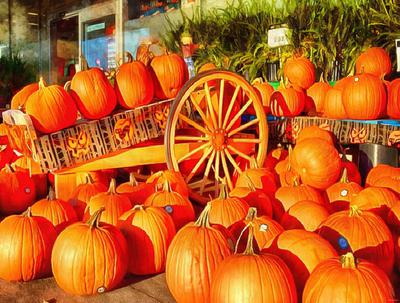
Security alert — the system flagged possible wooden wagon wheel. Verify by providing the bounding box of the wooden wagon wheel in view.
[165,70,268,204]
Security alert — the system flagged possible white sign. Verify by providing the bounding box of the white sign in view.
[268,26,291,48]
[87,22,105,33]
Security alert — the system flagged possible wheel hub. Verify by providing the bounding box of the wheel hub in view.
[212,129,227,150]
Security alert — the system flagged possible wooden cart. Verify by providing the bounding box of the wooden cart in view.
[2,70,268,204]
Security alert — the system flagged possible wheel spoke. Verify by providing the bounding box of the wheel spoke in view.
[227,144,253,162]
[188,179,214,189]
[200,149,216,195]
[178,113,211,135]
[175,136,209,141]
[220,150,233,190]
[189,94,214,131]
[227,118,259,137]
[185,146,214,183]
[214,150,221,196]
[178,142,211,163]
[222,85,241,129]
[218,79,225,128]
[226,99,253,132]
[224,148,243,174]
[230,138,261,144]
[204,82,218,129]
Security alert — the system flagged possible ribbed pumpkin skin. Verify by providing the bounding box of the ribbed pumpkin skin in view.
[25,82,77,134]
[334,76,352,91]
[229,186,273,217]
[11,83,38,110]
[374,176,400,194]
[31,195,78,233]
[166,222,232,303]
[115,61,154,109]
[388,79,400,119]
[366,164,400,187]
[266,229,337,297]
[291,138,341,189]
[118,206,176,275]
[342,74,386,120]
[283,56,316,89]
[303,255,395,303]
[318,208,394,274]
[51,216,128,296]
[275,183,324,212]
[307,80,331,112]
[270,86,305,117]
[70,68,117,119]
[151,53,188,99]
[355,47,392,79]
[116,181,153,205]
[0,212,57,281]
[236,168,278,197]
[253,81,275,113]
[209,196,249,228]
[323,87,347,119]
[296,125,334,145]
[146,170,189,198]
[326,177,362,211]
[210,253,297,303]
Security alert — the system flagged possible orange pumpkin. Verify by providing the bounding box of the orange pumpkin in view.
[274,146,301,188]
[342,74,386,120]
[366,164,400,187]
[146,170,189,198]
[340,153,361,184]
[291,138,341,190]
[70,67,117,119]
[296,125,334,145]
[264,144,288,171]
[355,47,392,79]
[318,206,394,275]
[334,76,353,91]
[280,200,330,232]
[387,78,400,119]
[266,229,338,298]
[323,87,347,119]
[115,55,154,109]
[0,207,57,281]
[31,187,77,233]
[235,164,278,197]
[150,53,188,99]
[270,84,306,117]
[166,203,233,303]
[0,164,36,215]
[144,179,195,230]
[118,205,176,275]
[11,83,38,110]
[208,182,250,228]
[85,179,131,226]
[25,78,78,134]
[198,62,217,73]
[51,208,128,295]
[283,55,316,89]
[116,172,153,205]
[306,76,331,113]
[252,79,275,114]
[373,176,400,195]
[211,223,297,303]
[387,203,400,234]
[303,252,395,303]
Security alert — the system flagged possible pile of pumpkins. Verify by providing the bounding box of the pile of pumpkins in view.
[252,46,400,120]
[0,126,399,302]
[9,50,188,134]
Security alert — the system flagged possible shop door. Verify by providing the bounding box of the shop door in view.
[50,15,79,85]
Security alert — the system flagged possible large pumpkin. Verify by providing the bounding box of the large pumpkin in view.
[318,206,394,274]
[266,229,337,297]
[118,205,176,275]
[166,203,233,303]
[25,77,78,133]
[387,78,400,119]
[323,87,347,119]
[342,74,386,120]
[355,47,392,79]
[211,223,297,303]
[270,84,306,117]
[51,208,128,295]
[70,67,117,119]
[144,179,195,230]
[11,83,38,110]
[373,176,400,195]
[303,252,395,303]
[115,54,154,109]
[296,125,334,145]
[283,55,316,89]
[366,164,400,187]
[31,187,78,233]
[85,179,131,226]
[306,76,331,113]
[116,172,153,205]
[0,208,57,281]
[150,53,188,99]
[0,164,36,215]
[291,138,341,189]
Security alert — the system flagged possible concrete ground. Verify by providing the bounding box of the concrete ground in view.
[0,274,175,303]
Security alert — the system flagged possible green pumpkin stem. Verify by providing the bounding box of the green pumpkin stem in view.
[340,252,357,269]
[47,186,56,201]
[340,168,349,183]
[194,203,212,228]
[87,207,105,228]
[107,178,117,195]
[38,77,46,89]
[22,207,32,217]
[349,205,362,217]
[319,73,325,83]
[129,173,139,187]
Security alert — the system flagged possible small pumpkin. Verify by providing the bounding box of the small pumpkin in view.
[251,78,275,114]
[323,87,347,119]
[283,55,316,90]
[166,203,233,303]
[118,205,176,275]
[306,75,331,113]
[387,79,400,119]
[25,77,78,134]
[51,208,128,295]
[270,82,306,117]
[0,207,57,281]
[264,144,288,172]
[303,252,395,303]
[116,172,154,205]
[146,170,189,198]
[11,83,38,110]
[355,47,392,79]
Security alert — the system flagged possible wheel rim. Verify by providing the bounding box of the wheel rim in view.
[165,70,268,204]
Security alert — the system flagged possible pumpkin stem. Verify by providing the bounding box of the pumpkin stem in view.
[47,186,56,201]
[234,221,255,255]
[244,174,257,192]
[125,51,134,63]
[319,73,325,83]
[133,204,144,211]
[38,77,46,90]
[85,173,95,185]
[80,55,89,71]
[87,207,105,229]
[107,178,117,195]
[340,168,349,183]
[22,207,32,217]
[292,176,300,187]
[162,179,173,193]
[194,203,212,228]
[218,179,229,200]
[4,163,14,173]
[340,252,357,269]
[129,173,139,187]
[245,207,258,221]
[64,81,71,92]
[349,205,362,217]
